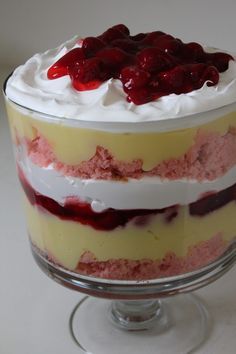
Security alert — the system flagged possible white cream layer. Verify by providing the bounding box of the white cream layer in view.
[20,160,236,211]
[6,35,236,128]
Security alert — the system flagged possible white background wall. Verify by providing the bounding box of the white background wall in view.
[0,0,236,67]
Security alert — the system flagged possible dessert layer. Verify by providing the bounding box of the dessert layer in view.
[76,234,226,279]
[5,35,236,124]
[33,233,227,280]
[25,197,235,270]
[20,160,236,210]
[19,167,236,229]
[7,101,236,172]
[25,127,236,181]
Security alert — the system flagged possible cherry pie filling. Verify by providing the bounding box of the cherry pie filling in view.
[48,24,233,105]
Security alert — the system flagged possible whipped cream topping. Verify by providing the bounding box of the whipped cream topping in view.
[6,36,236,126]
[20,160,236,211]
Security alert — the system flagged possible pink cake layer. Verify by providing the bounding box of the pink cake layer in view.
[25,128,236,180]
[76,233,227,280]
[41,233,227,280]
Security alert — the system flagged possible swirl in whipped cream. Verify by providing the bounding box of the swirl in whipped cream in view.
[6,36,236,125]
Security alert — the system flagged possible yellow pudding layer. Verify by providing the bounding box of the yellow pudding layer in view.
[6,101,236,171]
[24,197,236,270]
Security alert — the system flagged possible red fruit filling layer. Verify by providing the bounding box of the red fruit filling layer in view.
[19,167,236,231]
[47,24,233,105]
[26,128,236,181]
[19,167,177,231]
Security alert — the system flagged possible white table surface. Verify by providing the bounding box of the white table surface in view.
[0,66,236,354]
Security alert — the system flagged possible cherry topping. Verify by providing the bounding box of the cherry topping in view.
[157,38,183,56]
[48,24,234,105]
[157,63,220,95]
[137,47,175,72]
[69,58,106,90]
[127,87,153,105]
[204,52,234,72]
[111,24,130,36]
[97,47,129,68]
[186,63,206,85]
[82,37,105,56]
[121,66,150,90]
[158,65,187,94]
[111,39,138,54]
[47,48,85,79]
[182,42,205,61]
[143,31,166,45]
[131,33,147,41]
[199,65,219,87]
[99,27,127,43]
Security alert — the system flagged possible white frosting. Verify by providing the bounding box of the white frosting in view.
[20,160,236,210]
[6,36,236,128]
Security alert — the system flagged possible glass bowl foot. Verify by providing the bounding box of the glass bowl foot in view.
[70,294,210,354]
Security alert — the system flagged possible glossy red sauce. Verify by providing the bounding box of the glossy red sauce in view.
[47,24,233,105]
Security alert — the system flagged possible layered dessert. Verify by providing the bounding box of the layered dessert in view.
[5,25,236,280]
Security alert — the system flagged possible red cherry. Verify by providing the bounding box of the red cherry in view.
[137,47,175,72]
[137,47,161,71]
[99,27,126,43]
[82,37,105,56]
[71,80,102,91]
[142,31,166,45]
[153,34,174,46]
[111,39,138,54]
[158,65,187,93]
[69,58,105,90]
[204,52,234,72]
[200,65,219,87]
[120,66,150,90]
[111,24,130,36]
[131,33,147,41]
[157,38,183,55]
[185,63,206,85]
[182,42,205,61]
[96,47,129,68]
[47,48,85,79]
[127,87,153,105]
[149,77,159,90]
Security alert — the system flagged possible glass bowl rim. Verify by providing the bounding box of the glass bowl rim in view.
[3,73,236,132]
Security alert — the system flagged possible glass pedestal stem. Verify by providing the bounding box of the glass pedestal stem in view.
[110,299,169,331]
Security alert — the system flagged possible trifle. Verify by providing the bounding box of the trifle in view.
[4,24,236,281]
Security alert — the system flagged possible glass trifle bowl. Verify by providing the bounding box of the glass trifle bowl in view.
[4,25,236,354]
